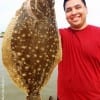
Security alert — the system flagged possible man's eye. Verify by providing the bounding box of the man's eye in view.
[75,5,82,9]
[65,8,72,13]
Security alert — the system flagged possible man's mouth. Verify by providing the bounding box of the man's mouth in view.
[71,15,81,22]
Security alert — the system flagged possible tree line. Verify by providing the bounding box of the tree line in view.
[0,32,4,37]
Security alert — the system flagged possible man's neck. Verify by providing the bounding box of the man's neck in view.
[70,23,88,31]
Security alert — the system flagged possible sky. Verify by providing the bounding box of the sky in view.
[0,0,100,32]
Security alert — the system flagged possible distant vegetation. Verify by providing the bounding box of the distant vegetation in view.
[0,32,4,37]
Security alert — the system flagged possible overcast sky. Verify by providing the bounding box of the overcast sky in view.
[0,0,100,32]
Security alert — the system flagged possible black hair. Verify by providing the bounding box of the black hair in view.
[63,0,87,10]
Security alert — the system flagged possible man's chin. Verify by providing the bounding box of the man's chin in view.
[71,24,84,30]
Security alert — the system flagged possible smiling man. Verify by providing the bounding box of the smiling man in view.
[58,0,100,100]
[64,0,87,30]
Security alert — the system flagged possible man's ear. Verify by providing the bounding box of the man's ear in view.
[86,7,88,15]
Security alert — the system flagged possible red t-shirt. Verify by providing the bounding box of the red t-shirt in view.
[58,25,100,100]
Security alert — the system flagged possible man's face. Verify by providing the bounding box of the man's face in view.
[65,0,87,29]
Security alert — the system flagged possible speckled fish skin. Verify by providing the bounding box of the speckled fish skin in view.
[2,0,62,100]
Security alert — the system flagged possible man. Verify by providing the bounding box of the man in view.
[58,0,100,100]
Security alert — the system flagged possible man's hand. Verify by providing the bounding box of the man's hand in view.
[49,96,54,100]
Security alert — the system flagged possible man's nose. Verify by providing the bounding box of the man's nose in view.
[71,8,77,14]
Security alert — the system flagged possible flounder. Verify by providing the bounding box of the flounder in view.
[2,0,62,100]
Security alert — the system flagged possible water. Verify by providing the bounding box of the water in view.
[0,38,58,100]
